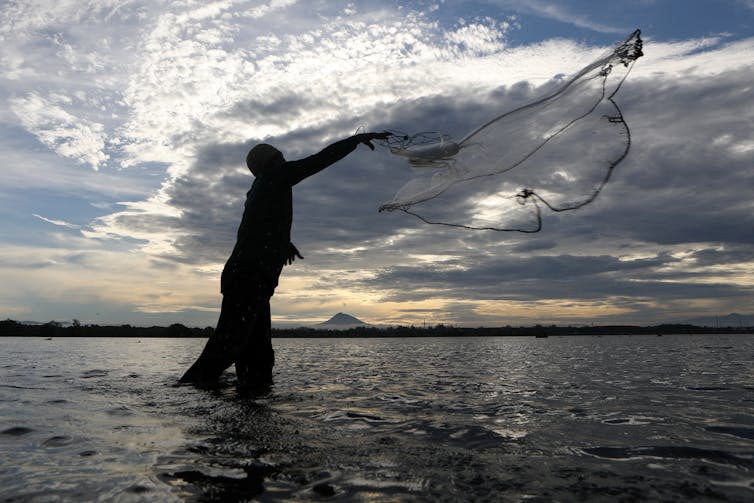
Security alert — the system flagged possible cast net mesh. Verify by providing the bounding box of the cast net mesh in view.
[379,30,643,232]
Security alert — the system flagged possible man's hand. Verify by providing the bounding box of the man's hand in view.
[285,242,304,265]
[355,131,391,151]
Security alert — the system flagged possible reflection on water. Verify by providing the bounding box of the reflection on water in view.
[1,335,753,501]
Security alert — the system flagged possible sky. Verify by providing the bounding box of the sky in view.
[1,0,753,328]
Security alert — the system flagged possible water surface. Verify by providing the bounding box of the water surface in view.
[1,335,753,501]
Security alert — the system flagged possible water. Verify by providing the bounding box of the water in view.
[1,335,753,502]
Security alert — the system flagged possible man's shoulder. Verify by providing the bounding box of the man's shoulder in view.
[257,165,294,182]
[245,171,291,201]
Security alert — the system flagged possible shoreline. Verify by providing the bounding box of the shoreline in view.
[1,319,752,338]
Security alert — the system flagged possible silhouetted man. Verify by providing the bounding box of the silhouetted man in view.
[180,132,388,389]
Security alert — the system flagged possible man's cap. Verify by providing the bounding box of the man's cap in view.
[246,143,281,172]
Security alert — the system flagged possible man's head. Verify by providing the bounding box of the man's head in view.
[246,144,284,176]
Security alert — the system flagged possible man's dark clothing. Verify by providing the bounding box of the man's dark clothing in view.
[221,163,292,293]
[180,136,364,386]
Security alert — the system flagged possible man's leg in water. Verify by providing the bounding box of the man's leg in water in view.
[180,277,274,385]
[235,298,275,388]
[179,292,251,384]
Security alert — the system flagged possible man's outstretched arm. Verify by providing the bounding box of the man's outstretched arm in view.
[285,132,388,186]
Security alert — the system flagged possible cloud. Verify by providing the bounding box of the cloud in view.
[10,93,109,169]
[484,0,625,34]
[443,18,509,55]
[519,1,624,34]
[32,214,80,229]
[358,251,753,303]
[245,0,299,19]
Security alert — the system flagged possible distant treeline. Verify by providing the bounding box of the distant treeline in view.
[1,319,752,338]
[0,319,213,338]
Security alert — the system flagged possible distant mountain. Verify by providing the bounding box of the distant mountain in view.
[316,312,368,330]
[678,313,753,328]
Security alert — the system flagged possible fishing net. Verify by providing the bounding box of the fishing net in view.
[379,30,643,232]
